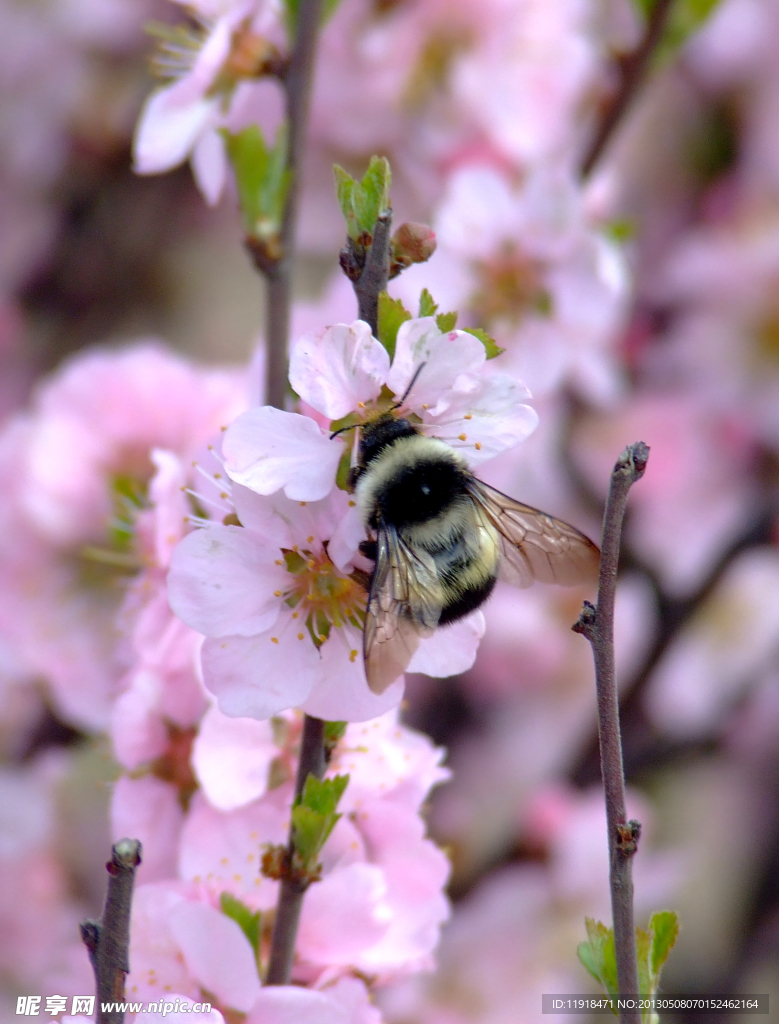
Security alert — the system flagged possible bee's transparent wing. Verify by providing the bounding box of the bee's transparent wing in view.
[364,522,442,694]
[466,478,600,587]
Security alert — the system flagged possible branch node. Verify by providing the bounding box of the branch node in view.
[615,819,642,857]
[80,920,100,962]
[572,600,597,636]
[615,441,650,483]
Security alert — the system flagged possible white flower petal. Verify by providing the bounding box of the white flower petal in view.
[168,525,286,638]
[223,407,344,500]
[169,901,261,1013]
[202,629,320,719]
[301,628,405,722]
[423,373,539,465]
[408,611,486,677]
[191,128,227,205]
[327,500,365,572]
[245,988,348,1024]
[387,319,486,416]
[289,321,389,419]
[133,88,219,174]
[192,703,277,810]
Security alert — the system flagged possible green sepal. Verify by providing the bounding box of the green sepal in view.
[291,774,350,867]
[604,218,636,243]
[464,326,504,359]
[324,721,348,753]
[219,892,261,967]
[435,311,458,333]
[314,607,332,644]
[377,292,412,358]
[418,288,438,317]
[282,548,307,575]
[222,124,290,244]
[333,157,392,241]
[335,448,353,492]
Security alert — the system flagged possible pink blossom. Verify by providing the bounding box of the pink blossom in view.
[169,477,482,720]
[646,548,779,739]
[287,317,539,470]
[571,393,757,596]
[111,776,185,884]
[133,1,285,204]
[392,164,630,402]
[0,343,245,731]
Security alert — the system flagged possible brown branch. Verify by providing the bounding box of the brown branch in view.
[580,0,675,178]
[263,0,324,409]
[80,839,142,1024]
[265,714,326,984]
[573,442,649,1021]
[354,211,392,333]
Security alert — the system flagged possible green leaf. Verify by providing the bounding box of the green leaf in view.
[435,311,457,333]
[580,918,619,999]
[650,910,679,979]
[333,165,360,240]
[299,773,349,816]
[291,775,350,866]
[377,292,412,359]
[333,157,392,242]
[464,326,504,359]
[632,0,723,64]
[223,125,289,242]
[291,804,330,864]
[353,156,391,235]
[418,288,438,318]
[220,892,261,965]
[577,941,605,986]
[635,925,653,1004]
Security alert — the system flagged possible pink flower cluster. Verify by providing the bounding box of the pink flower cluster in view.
[168,315,538,722]
[109,706,450,1022]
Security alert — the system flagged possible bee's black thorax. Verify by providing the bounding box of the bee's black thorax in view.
[354,426,501,627]
[358,414,418,468]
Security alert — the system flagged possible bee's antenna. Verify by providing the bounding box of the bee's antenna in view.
[392,362,427,411]
[330,423,357,440]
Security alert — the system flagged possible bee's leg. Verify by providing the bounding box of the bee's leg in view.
[359,539,378,561]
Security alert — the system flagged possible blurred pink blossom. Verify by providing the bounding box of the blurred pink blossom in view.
[392,164,629,402]
[0,342,245,730]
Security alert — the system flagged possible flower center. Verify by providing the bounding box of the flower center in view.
[281,547,366,648]
[471,243,551,327]
[79,473,149,576]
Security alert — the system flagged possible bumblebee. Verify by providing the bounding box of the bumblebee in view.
[348,409,601,693]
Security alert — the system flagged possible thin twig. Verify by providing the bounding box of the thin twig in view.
[580,0,675,177]
[80,839,142,1024]
[354,211,392,332]
[263,0,324,408]
[573,442,649,1022]
[265,714,326,984]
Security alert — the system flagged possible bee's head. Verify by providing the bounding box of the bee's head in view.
[330,362,428,479]
[357,412,418,467]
